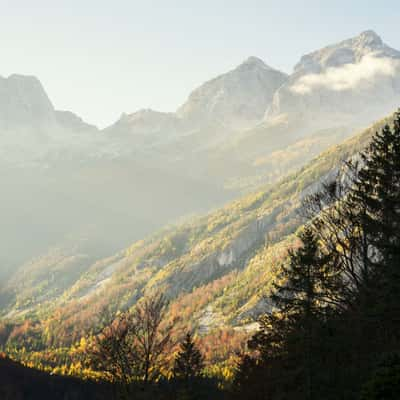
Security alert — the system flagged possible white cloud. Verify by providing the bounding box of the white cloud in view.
[291,54,400,94]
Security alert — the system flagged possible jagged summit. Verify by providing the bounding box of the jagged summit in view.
[176,57,288,129]
[357,30,383,46]
[239,56,273,70]
[2,73,46,85]
[0,74,55,128]
[0,73,100,166]
[337,29,396,55]
[2,30,400,168]
[120,108,175,121]
[0,74,98,135]
[55,110,98,133]
[108,56,288,139]
[265,30,400,136]
[294,30,399,74]
[105,107,182,141]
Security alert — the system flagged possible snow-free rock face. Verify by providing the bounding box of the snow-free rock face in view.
[0,75,97,136]
[55,110,98,134]
[178,57,288,130]
[104,57,288,150]
[0,74,100,165]
[104,108,185,146]
[293,30,400,75]
[265,31,400,132]
[0,74,56,129]
[3,32,400,165]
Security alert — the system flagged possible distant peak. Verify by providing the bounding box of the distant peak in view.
[8,73,38,79]
[132,108,156,115]
[358,29,381,40]
[240,56,272,70]
[356,30,383,46]
[294,30,393,73]
[117,108,175,125]
[121,108,156,119]
[0,73,42,86]
[243,56,265,65]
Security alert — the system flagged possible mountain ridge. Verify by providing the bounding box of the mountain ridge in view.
[2,30,400,333]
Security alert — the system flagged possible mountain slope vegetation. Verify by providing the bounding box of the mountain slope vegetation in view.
[2,30,400,286]
[1,111,397,350]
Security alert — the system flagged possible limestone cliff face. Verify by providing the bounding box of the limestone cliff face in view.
[103,109,185,150]
[0,74,55,129]
[0,74,100,165]
[177,57,288,130]
[55,110,98,134]
[265,31,400,133]
[104,57,288,152]
[0,74,98,134]
[4,32,400,168]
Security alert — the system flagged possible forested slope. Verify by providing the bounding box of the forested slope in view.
[1,112,396,348]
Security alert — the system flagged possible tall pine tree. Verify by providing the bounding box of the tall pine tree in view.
[233,111,400,400]
[345,111,400,343]
[272,226,335,400]
[173,333,204,381]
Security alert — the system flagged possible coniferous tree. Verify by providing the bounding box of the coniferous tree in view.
[348,114,400,332]
[233,111,400,400]
[235,227,337,400]
[302,112,400,335]
[272,226,336,319]
[361,353,400,400]
[272,226,336,400]
[173,333,204,381]
[317,113,400,343]
[301,111,400,394]
[234,312,300,400]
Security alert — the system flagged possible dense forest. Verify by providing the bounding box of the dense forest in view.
[233,112,400,399]
[2,113,400,399]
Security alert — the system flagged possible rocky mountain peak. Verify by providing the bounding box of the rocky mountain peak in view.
[104,108,183,142]
[120,108,173,122]
[239,56,272,70]
[265,30,400,136]
[294,30,399,75]
[0,74,55,127]
[55,110,98,133]
[356,30,383,47]
[176,57,288,129]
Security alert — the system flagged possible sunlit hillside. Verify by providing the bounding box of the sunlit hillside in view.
[1,111,395,351]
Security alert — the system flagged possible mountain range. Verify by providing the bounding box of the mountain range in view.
[1,108,394,345]
[1,30,400,336]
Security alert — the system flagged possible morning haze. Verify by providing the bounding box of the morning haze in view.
[1,2,400,399]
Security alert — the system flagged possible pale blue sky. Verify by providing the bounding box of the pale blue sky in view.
[0,0,399,127]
